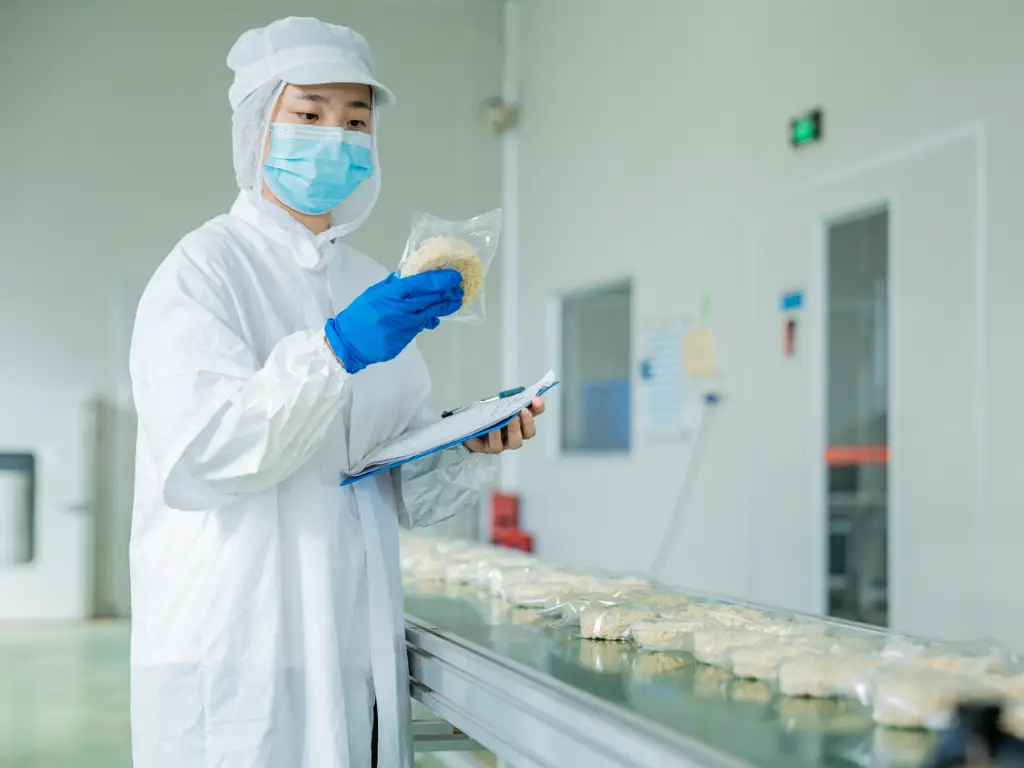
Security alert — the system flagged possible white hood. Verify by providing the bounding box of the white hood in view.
[226,18,394,252]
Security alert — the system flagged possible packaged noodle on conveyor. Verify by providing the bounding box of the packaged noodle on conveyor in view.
[868,667,1001,730]
[399,529,1022,731]
[777,653,885,699]
[631,617,715,652]
[692,629,777,666]
[580,602,661,641]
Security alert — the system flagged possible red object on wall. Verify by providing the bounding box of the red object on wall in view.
[491,492,519,531]
[493,527,534,553]
[490,492,533,552]
[784,318,797,357]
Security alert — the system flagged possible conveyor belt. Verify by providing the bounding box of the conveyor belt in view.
[405,591,939,768]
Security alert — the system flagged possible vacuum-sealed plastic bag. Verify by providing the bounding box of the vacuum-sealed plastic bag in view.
[499,580,578,611]
[870,668,1000,730]
[546,592,625,626]
[904,640,1010,676]
[692,629,775,666]
[777,653,884,699]
[579,602,658,641]
[729,642,826,681]
[397,209,503,326]
[631,617,714,652]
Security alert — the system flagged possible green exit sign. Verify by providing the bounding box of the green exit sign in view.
[790,108,823,148]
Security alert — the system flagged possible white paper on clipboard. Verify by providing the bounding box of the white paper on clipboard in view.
[342,369,558,485]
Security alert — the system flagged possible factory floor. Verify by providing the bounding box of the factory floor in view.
[0,621,463,768]
[0,620,131,768]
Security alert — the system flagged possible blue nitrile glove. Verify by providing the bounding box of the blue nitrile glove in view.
[325,270,463,374]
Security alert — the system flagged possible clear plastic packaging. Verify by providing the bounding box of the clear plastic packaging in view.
[699,604,767,629]
[691,629,776,666]
[870,668,1001,730]
[547,592,626,626]
[579,602,658,641]
[904,641,1008,676]
[634,591,694,610]
[729,642,826,681]
[777,653,884,699]
[397,209,503,326]
[586,573,652,595]
[631,617,713,652]
[499,580,578,611]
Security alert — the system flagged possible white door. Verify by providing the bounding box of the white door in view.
[745,127,984,640]
[0,387,94,619]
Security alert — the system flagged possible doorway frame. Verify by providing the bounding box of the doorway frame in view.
[744,120,988,623]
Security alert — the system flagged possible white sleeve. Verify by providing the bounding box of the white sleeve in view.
[181,330,351,495]
[130,249,350,511]
[392,424,497,528]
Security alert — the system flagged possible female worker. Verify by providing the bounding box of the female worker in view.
[128,17,541,768]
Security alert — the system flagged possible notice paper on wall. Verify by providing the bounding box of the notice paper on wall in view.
[638,320,692,439]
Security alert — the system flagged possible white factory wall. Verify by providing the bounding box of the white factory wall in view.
[514,0,1024,648]
[0,0,502,617]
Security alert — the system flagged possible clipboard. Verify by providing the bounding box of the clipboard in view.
[340,370,558,486]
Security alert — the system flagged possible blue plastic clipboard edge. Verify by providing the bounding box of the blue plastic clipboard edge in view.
[340,381,558,486]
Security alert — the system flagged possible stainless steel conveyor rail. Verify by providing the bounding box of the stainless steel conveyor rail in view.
[403,591,941,768]
[406,613,747,768]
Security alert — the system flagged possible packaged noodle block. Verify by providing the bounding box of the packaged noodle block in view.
[637,592,694,610]
[692,629,776,666]
[580,603,658,641]
[825,632,886,656]
[871,668,1001,730]
[634,651,690,678]
[494,565,575,599]
[701,605,767,629]
[906,645,1007,676]
[631,617,713,652]
[501,580,578,611]
[777,653,884,699]
[730,642,827,681]
[553,592,626,624]
[398,209,502,326]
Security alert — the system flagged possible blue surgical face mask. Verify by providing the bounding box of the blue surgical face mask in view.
[263,123,374,215]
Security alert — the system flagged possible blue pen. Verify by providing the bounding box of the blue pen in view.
[441,386,526,419]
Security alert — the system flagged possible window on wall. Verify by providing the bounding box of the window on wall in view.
[561,281,631,453]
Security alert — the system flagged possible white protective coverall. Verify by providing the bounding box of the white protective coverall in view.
[128,17,488,768]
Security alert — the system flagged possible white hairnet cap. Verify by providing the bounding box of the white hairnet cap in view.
[227,17,395,110]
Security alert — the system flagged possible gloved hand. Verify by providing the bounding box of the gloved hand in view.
[325,270,463,374]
